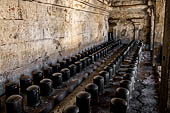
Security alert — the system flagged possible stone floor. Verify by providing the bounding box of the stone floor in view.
[127,51,159,113]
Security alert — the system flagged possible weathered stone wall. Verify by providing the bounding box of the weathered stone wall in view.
[160,0,170,112]
[155,0,165,44]
[0,0,110,95]
[153,0,165,65]
[109,1,150,43]
[112,20,135,43]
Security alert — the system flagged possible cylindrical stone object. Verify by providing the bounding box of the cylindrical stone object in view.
[40,79,53,96]
[110,98,127,113]
[80,53,85,59]
[83,57,89,66]
[20,75,32,92]
[99,71,110,87]
[52,73,63,88]
[32,70,43,85]
[88,49,92,55]
[60,68,70,82]
[83,52,87,58]
[123,73,134,80]
[86,57,91,66]
[123,74,135,90]
[104,66,113,79]
[26,85,40,107]
[102,49,105,56]
[76,91,91,113]
[93,48,96,53]
[94,53,98,62]
[85,51,89,57]
[104,49,107,56]
[76,54,82,61]
[126,69,137,79]
[102,48,106,57]
[69,64,77,77]
[80,59,87,69]
[5,83,19,98]
[71,56,78,63]
[89,55,94,64]
[66,58,72,66]
[93,76,104,95]
[97,52,101,60]
[108,63,116,77]
[85,83,98,104]
[75,61,82,73]
[120,80,133,99]
[51,63,61,73]
[100,50,103,58]
[6,95,23,113]
[60,60,67,69]
[115,87,130,104]
[43,66,53,78]
[62,105,79,113]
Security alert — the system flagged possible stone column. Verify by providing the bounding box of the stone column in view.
[115,27,118,40]
[113,28,117,41]
[134,24,139,40]
[150,8,155,51]
[160,0,170,112]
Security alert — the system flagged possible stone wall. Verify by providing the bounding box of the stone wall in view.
[153,0,165,65]
[160,0,170,112]
[109,1,150,43]
[155,0,165,44]
[112,20,135,43]
[0,0,110,95]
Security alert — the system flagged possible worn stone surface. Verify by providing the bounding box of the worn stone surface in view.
[108,0,165,67]
[0,0,110,95]
[50,44,124,113]
[53,44,160,113]
[155,1,165,45]
[109,1,151,43]
[128,51,159,113]
[0,0,164,101]
[160,0,170,112]
[152,0,165,65]
[110,0,147,6]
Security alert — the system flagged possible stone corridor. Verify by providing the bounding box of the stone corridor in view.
[1,0,170,112]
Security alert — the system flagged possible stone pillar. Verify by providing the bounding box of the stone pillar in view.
[108,32,113,41]
[150,8,155,51]
[113,29,117,40]
[116,27,118,40]
[160,0,170,112]
[134,24,139,40]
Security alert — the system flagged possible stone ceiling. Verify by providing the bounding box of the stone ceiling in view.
[108,0,148,6]
[108,0,152,21]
